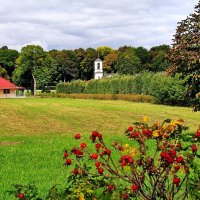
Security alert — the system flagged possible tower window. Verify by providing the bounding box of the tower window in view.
[97,63,100,70]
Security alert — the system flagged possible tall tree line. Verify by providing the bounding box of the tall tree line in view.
[0,44,170,91]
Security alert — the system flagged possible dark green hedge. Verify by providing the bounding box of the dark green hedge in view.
[56,80,86,94]
[148,73,188,105]
[56,72,188,106]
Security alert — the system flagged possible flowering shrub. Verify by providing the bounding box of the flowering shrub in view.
[63,117,200,200]
[9,117,200,199]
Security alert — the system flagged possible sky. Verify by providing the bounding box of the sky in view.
[0,0,198,51]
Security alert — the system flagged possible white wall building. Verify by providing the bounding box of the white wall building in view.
[94,58,103,79]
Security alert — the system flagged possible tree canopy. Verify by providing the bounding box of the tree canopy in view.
[0,48,18,77]
[116,47,141,75]
[149,45,170,72]
[167,1,200,111]
[0,43,175,94]
[96,46,114,60]
[0,66,9,79]
[14,45,53,95]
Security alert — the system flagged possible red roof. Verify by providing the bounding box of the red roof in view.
[0,77,24,89]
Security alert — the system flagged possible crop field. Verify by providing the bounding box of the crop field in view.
[0,98,200,199]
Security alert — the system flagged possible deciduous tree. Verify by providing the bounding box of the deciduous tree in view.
[80,48,97,80]
[135,46,150,70]
[74,48,86,79]
[103,51,119,73]
[149,45,170,72]
[0,66,10,79]
[0,48,18,77]
[96,46,114,60]
[14,45,53,95]
[167,1,200,111]
[116,48,141,75]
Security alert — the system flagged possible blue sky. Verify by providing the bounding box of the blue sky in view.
[0,0,198,51]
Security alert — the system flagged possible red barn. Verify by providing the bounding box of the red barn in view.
[0,77,25,98]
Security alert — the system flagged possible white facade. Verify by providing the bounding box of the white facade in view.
[94,58,103,79]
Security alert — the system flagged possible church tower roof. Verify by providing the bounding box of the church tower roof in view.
[95,58,102,62]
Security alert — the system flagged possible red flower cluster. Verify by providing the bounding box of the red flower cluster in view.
[169,149,177,157]
[95,143,101,150]
[174,165,180,171]
[74,133,81,139]
[107,184,115,191]
[137,159,143,166]
[95,161,101,168]
[80,142,87,149]
[173,177,181,187]
[101,149,112,157]
[91,155,104,174]
[65,159,72,165]
[71,147,84,158]
[64,150,72,165]
[163,134,169,139]
[130,131,139,138]
[122,193,129,199]
[75,150,83,157]
[98,168,104,174]
[120,155,134,166]
[72,169,79,175]
[91,131,103,142]
[160,150,183,165]
[160,152,173,164]
[176,156,183,163]
[132,184,138,192]
[91,153,98,160]
[63,151,68,158]
[195,129,200,138]
[191,144,198,153]
[143,129,153,137]
[17,193,25,199]
[127,126,133,132]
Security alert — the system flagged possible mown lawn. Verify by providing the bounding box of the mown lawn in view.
[0,98,200,199]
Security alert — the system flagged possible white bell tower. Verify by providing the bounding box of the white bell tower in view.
[94,58,103,79]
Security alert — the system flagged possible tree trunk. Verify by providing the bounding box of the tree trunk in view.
[32,73,37,96]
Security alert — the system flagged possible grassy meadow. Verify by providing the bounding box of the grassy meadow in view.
[0,98,200,199]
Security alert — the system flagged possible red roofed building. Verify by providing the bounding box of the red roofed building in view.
[0,77,25,98]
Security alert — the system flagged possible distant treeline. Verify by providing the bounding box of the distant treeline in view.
[0,44,170,90]
[57,72,188,106]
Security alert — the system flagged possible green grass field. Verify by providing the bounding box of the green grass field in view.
[0,98,200,199]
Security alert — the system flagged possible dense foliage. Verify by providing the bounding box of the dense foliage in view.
[0,44,170,90]
[167,1,200,111]
[13,45,53,95]
[56,73,188,106]
[0,48,18,78]
[0,42,190,108]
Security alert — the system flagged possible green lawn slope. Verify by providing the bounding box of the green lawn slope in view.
[0,98,199,199]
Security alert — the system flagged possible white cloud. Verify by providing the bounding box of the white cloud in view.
[9,41,49,51]
[0,0,198,50]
